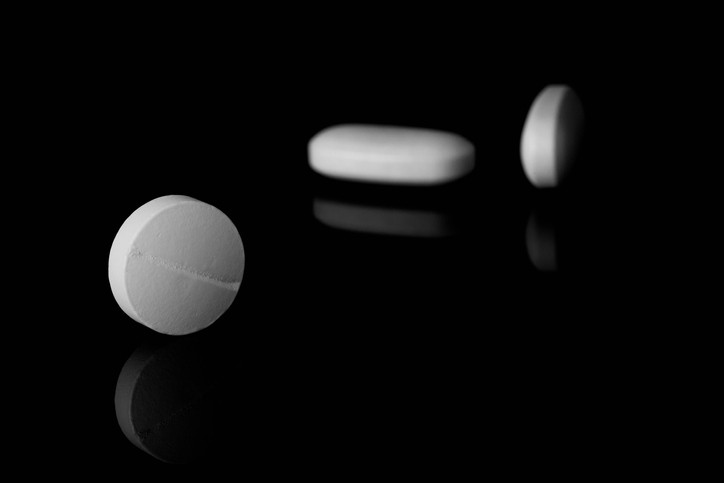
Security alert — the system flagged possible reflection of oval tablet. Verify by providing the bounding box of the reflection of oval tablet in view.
[520,85,584,188]
[308,124,475,185]
[313,198,456,238]
[114,338,219,464]
[108,195,245,335]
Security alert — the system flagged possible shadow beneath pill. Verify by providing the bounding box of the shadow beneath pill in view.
[310,178,469,238]
[526,200,559,272]
[305,177,485,308]
[313,197,459,238]
[114,334,224,464]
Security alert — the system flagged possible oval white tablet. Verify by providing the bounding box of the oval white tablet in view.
[309,124,475,185]
[520,85,584,188]
[109,195,245,335]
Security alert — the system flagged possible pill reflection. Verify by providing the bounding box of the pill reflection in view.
[526,207,557,272]
[114,336,221,464]
[313,197,457,238]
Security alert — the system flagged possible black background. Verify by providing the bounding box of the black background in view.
[13,11,700,477]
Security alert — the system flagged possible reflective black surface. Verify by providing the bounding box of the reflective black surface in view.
[19,28,680,476]
[55,150,628,472]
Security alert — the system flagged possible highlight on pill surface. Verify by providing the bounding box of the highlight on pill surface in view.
[526,208,557,272]
[308,124,475,185]
[313,197,457,238]
[108,195,245,335]
[114,337,219,463]
[520,85,584,188]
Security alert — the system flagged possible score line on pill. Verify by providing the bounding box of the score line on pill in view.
[308,124,475,185]
[108,195,245,335]
[520,85,584,188]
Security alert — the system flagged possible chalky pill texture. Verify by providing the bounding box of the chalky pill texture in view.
[309,124,475,185]
[109,195,244,335]
[520,85,584,188]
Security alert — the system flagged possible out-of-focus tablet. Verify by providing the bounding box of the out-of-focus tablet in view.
[108,195,245,335]
[308,124,475,185]
[520,85,584,188]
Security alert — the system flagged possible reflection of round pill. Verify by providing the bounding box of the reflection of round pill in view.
[114,338,219,464]
[520,85,584,188]
[108,195,245,335]
[308,124,475,185]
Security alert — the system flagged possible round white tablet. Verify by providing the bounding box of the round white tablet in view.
[109,195,245,335]
[308,124,475,185]
[520,85,584,188]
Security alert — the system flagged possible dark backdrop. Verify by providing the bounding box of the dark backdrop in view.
[14,15,687,477]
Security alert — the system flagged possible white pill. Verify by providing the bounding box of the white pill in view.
[520,85,584,188]
[109,195,244,335]
[309,124,475,185]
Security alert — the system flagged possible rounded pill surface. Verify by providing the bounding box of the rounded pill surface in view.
[309,124,475,185]
[108,195,245,335]
[520,85,584,188]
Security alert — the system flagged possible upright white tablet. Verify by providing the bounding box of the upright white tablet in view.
[109,195,245,335]
[309,124,475,185]
[520,85,584,188]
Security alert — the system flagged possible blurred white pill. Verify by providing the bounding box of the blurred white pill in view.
[520,85,584,188]
[309,124,475,185]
